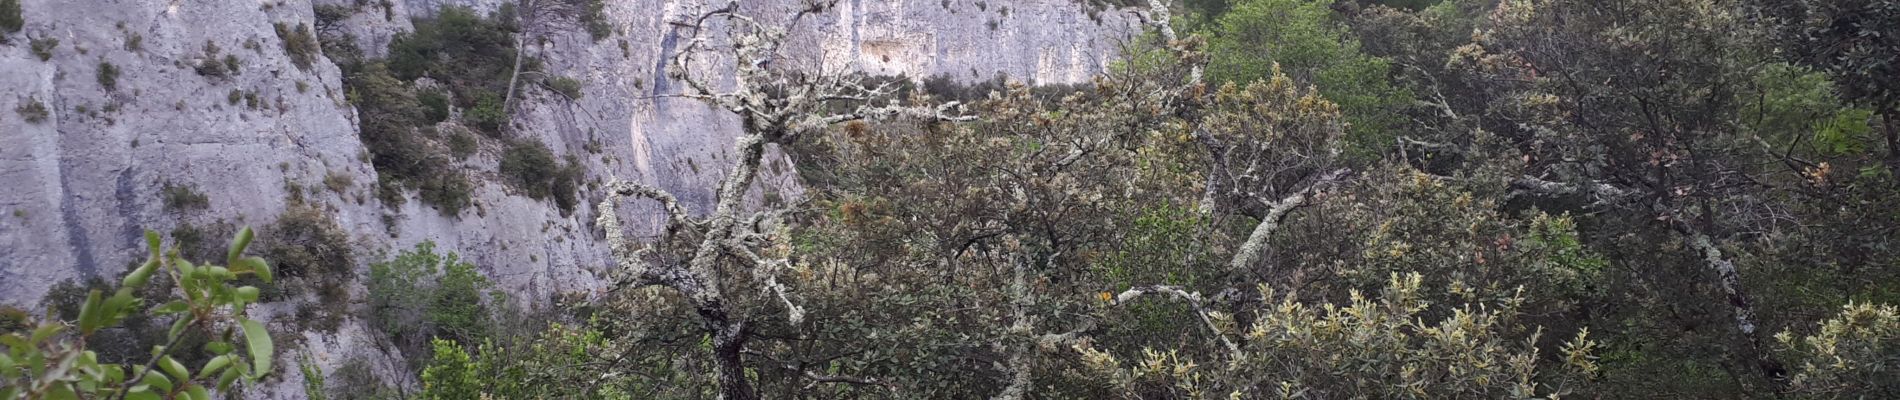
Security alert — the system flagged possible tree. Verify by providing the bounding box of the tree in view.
[1203,0,1411,156]
[592,1,971,398]
[1764,0,1900,176]
[367,241,501,357]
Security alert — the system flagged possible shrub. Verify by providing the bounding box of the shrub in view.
[162,182,210,211]
[299,353,328,400]
[14,97,47,123]
[223,54,242,75]
[922,73,1009,103]
[546,75,583,99]
[96,62,120,91]
[500,140,584,213]
[387,6,518,91]
[0,0,20,41]
[369,242,500,356]
[417,88,450,123]
[263,204,353,280]
[387,5,525,134]
[347,62,470,215]
[0,305,27,334]
[195,40,229,77]
[314,5,353,32]
[197,58,229,77]
[331,356,401,399]
[414,172,472,215]
[1779,302,1900,396]
[583,0,612,41]
[404,322,637,399]
[170,222,214,261]
[29,37,55,61]
[418,339,483,400]
[323,171,354,194]
[124,33,142,51]
[1072,273,1599,397]
[463,90,506,133]
[446,131,477,160]
[275,22,320,71]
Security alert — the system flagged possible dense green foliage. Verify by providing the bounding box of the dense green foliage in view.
[499,140,583,213]
[2,229,275,399]
[285,0,1876,397]
[11,1,1896,399]
[334,5,581,215]
[367,242,502,360]
[262,205,353,282]
[160,183,209,211]
[95,62,119,92]
[414,323,641,399]
[1777,302,1900,396]
[347,61,475,215]
[387,6,522,136]
[0,0,21,43]
[1204,0,1410,156]
[582,0,612,41]
[274,22,320,71]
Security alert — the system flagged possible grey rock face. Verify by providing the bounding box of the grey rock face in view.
[0,0,1132,395]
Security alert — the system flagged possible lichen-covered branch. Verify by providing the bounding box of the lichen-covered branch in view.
[1509,175,1638,207]
[1114,285,1242,358]
[1229,168,1349,272]
[595,3,979,398]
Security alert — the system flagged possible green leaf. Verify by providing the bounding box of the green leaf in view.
[240,256,273,283]
[168,315,192,342]
[198,354,231,379]
[46,382,78,400]
[145,230,162,258]
[104,289,139,322]
[141,367,175,392]
[206,266,231,280]
[97,358,121,382]
[236,286,260,303]
[161,355,189,382]
[185,383,210,400]
[205,340,233,355]
[126,391,163,400]
[31,322,64,344]
[228,227,254,266]
[76,289,103,334]
[1,334,28,351]
[155,301,190,315]
[176,259,196,280]
[241,318,274,376]
[217,362,241,391]
[123,257,159,288]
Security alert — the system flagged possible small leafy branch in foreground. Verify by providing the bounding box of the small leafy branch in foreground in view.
[0,228,276,399]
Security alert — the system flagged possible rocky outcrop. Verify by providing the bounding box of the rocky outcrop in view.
[0,0,1132,395]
